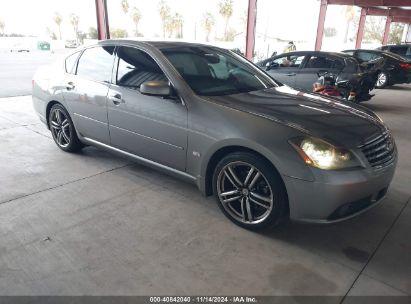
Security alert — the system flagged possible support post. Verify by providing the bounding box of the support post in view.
[355,7,367,49]
[382,15,392,45]
[245,0,257,60]
[95,0,110,40]
[315,0,328,51]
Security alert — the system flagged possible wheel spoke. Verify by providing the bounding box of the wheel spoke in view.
[240,197,246,221]
[249,196,270,209]
[243,167,255,187]
[222,195,242,204]
[61,130,70,143]
[250,191,272,203]
[61,119,69,130]
[220,189,240,197]
[55,110,62,124]
[245,197,253,221]
[57,131,64,144]
[51,121,60,130]
[227,166,243,187]
[248,172,261,189]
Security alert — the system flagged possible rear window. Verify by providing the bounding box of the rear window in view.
[65,51,80,74]
[356,51,382,62]
[387,45,409,56]
[76,46,115,82]
[304,55,344,70]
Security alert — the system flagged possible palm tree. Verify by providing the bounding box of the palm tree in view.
[131,7,142,36]
[202,12,215,42]
[70,13,80,43]
[53,12,63,40]
[159,0,170,38]
[0,19,5,36]
[173,13,183,38]
[121,0,129,14]
[218,0,233,40]
[344,6,355,43]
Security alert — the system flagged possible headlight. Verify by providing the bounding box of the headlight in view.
[289,137,359,170]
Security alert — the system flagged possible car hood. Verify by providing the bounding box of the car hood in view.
[203,85,386,148]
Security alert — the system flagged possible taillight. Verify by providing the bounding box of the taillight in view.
[399,63,411,69]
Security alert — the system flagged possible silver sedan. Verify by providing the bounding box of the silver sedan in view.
[32,40,397,230]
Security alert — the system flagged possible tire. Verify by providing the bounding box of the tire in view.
[212,152,288,230]
[48,104,83,152]
[375,72,389,89]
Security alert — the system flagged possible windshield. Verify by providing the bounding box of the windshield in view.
[161,46,277,96]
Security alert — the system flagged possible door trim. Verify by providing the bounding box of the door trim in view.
[82,137,196,182]
[110,124,184,150]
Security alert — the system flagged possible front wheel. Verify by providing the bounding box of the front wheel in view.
[49,104,83,152]
[212,152,288,230]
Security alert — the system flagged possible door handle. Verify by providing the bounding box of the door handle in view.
[285,73,296,76]
[109,93,124,105]
[66,82,75,90]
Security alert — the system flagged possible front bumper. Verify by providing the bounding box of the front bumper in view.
[283,158,397,223]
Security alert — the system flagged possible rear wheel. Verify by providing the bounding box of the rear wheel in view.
[49,104,83,152]
[212,152,288,230]
[375,72,389,88]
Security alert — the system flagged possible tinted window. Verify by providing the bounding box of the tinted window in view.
[65,51,80,74]
[76,46,115,82]
[304,55,344,70]
[117,47,167,88]
[388,46,408,56]
[271,55,305,68]
[162,46,276,96]
[356,51,382,62]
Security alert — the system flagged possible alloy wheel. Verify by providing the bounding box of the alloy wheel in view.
[216,161,274,224]
[50,108,71,148]
[376,73,387,87]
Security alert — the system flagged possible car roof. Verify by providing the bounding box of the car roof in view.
[98,39,220,50]
[344,48,409,58]
[271,51,352,59]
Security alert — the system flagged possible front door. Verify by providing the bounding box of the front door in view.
[107,46,188,171]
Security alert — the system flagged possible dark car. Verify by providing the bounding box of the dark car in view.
[377,44,411,60]
[32,40,397,230]
[342,49,411,88]
[256,51,374,96]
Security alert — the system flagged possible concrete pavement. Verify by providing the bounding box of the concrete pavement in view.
[0,89,409,297]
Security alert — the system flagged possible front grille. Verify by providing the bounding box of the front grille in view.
[360,131,395,168]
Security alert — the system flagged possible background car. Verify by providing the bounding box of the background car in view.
[377,44,411,60]
[342,49,411,88]
[10,43,30,52]
[256,51,375,98]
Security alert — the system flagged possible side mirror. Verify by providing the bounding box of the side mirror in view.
[140,80,172,97]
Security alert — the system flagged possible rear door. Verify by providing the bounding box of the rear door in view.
[262,54,306,87]
[107,45,188,171]
[63,45,115,144]
[295,54,344,91]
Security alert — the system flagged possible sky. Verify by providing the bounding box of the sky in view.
[0,0,347,39]
[0,0,394,54]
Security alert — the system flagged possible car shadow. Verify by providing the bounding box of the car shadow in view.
[256,188,409,269]
[379,85,411,91]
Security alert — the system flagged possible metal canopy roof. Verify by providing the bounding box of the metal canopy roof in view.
[327,0,411,7]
